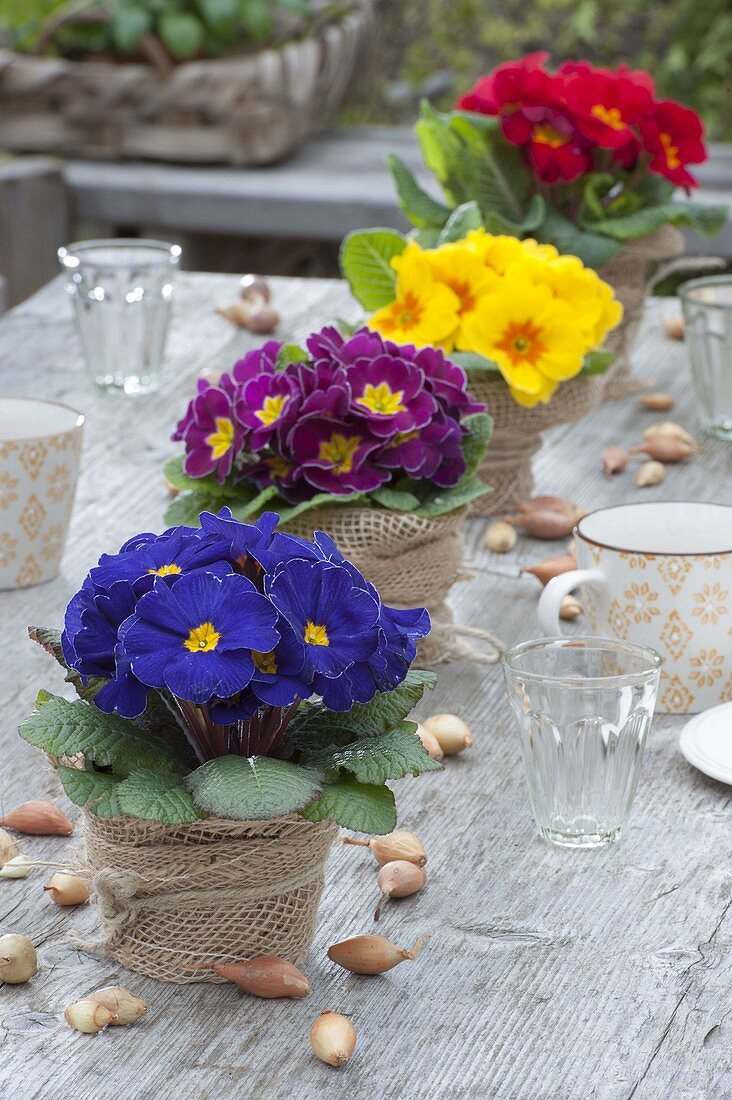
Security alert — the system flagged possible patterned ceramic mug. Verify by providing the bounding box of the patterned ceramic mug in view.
[538,502,732,714]
[0,398,84,590]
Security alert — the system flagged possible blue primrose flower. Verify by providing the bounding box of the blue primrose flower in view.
[266,557,381,682]
[121,571,280,704]
[60,511,431,730]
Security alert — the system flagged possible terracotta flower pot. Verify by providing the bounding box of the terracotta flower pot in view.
[79,811,337,983]
[467,374,605,516]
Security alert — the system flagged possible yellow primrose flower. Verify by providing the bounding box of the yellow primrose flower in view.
[504,252,623,344]
[370,241,460,348]
[421,241,499,350]
[462,278,590,407]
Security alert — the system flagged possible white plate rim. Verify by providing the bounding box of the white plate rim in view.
[679,701,732,786]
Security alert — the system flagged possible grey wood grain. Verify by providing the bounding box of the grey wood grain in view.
[0,276,729,1100]
[62,131,732,256]
[0,158,70,307]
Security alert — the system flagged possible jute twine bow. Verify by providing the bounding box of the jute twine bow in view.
[70,812,338,983]
[283,505,503,665]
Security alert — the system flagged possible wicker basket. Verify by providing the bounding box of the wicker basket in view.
[0,2,376,166]
[468,374,605,516]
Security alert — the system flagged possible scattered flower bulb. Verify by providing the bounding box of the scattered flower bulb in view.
[0,934,38,984]
[0,828,19,866]
[0,800,73,836]
[415,722,444,761]
[0,855,33,879]
[635,460,665,487]
[87,986,148,1025]
[310,1011,357,1067]
[484,521,517,553]
[559,595,583,620]
[375,861,427,920]
[327,934,423,975]
[44,872,91,906]
[602,446,628,476]
[422,714,472,756]
[640,391,675,410]
[212,956,311,998]
[343,828,427,867]
[64,999,117,1034]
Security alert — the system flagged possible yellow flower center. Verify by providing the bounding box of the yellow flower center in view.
[532,124,569,149]
[253,649,278,675]
[317,433,361,474]
[205,417,236,460]
[255,394,286,426]
[267,456,292,478]
[380,291,424,333]
[590,104,625,131]
[148,563,182,577]
[356,382,407,416]
[496,320,547,367]
[183,621,221,653]
[660,132,681,169]
[445,278,477,314]
[304,621,329,646]
[390,429,419,447]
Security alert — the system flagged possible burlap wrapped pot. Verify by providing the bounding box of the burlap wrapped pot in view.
[74,810,338,984]
[598,225,685,398]
[283,505,501,665]
[467,373,605,516]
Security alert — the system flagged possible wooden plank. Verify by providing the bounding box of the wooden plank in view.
[62,132,732,255]
[0,276,729,1100]
[0,158,71,306]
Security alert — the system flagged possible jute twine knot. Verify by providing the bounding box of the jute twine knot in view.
[467,374,605,517]
[72,812,338,983]
[283,505,503,665]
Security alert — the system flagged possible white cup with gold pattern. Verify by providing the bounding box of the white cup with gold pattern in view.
[538,502,732,714]
[0,398,84,590]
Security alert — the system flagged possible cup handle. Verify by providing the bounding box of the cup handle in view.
[538,568,605,635]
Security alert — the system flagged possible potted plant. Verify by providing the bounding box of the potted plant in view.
[22,511,439,982]
[164,325,498,662]
[0,0,376,165]
[385,54,727,391]
[340,226,622,514]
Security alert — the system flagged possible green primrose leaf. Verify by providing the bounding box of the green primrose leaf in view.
[449,351,500,373]
[58,766,201,823]
[277,491,364,525]
[301,777,397,834]
[437,200,483,244]
[301,721,442,785]
[28,626,105,703]
[339,229,407,310]
[162,455,239,499]
[460,412,493,479]
[274,343,307,371]
[581,349,615,376]
[163,489,217,528]
[19,692,187,777]
[292,669,437,742]
[412,475,492,517]
[581,200,728,241]
[387,153,451,229]
[185,755,323,820]
[534,208,623,267]
[371,486,422,512]
[158,12,205,59]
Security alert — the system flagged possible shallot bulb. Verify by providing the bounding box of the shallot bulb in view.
[342,828,427,867]
[44,872,91,906]
[522,555,577,586]
[630,437,694,463]
[602,446,628,477]
[0,934,38,984]
[212,956,311,998]
[375,861,427,920]
[0,800,73,836]
[422,714,472,756]
[87,986,148,1025]
[64,999,117,1034]
[327,934,423,975]
[0,855,33,879]
[415,723,444,761]
[0,828,19,867]
[310,1011,357,1067]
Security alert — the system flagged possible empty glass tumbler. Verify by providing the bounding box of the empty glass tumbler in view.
[503,638,662,848]
[680,275,732,441]
[59,239,181,395]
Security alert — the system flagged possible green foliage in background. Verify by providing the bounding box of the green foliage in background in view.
[1,0,313,60]
[374,0,732,141]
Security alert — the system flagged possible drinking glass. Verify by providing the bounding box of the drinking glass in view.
[502,637,662,849]
[680,275,732,441]
[59,239,181,395]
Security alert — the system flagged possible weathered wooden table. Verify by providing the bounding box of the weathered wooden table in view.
[0,275,730,1100]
